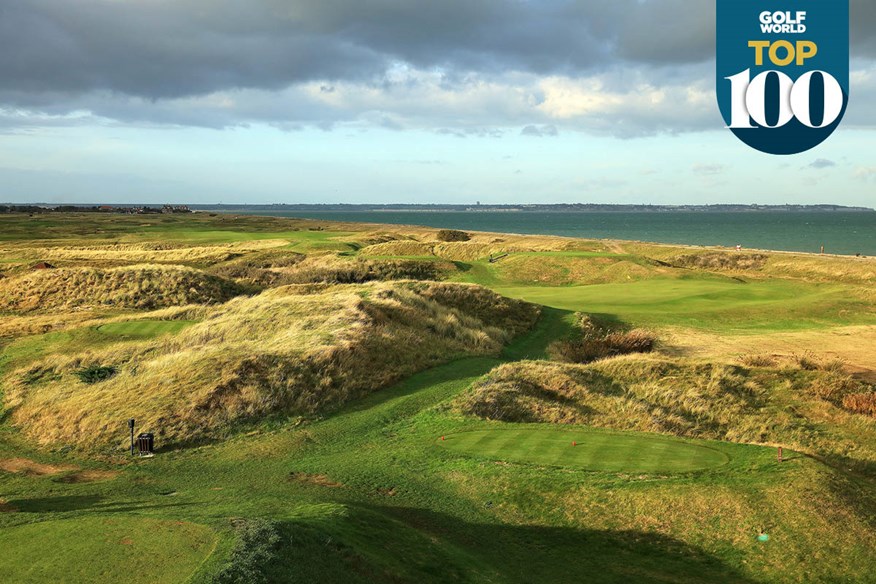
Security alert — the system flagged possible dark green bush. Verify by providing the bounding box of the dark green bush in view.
[435,229,471,242]
[74,365,116,384]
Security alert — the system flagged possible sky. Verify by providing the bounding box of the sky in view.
[1,0,875,206]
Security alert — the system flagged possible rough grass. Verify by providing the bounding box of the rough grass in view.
[0,265,243,311]
[2,240,289,267]
[671,252,769,271]
[456,357,876,468]
[212,253,452,288]
[4,282,538,449]
[842,392,876,417]
[548,314,656,364]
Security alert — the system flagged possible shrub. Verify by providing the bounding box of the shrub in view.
[549,315,656,364]
[842,393,876,417]
[74,365,116,384]
[435,229,471,242]
[215,519,281,584]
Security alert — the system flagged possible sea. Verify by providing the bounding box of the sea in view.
[231,210,876,257]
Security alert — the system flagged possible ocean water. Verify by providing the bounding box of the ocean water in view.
[242,210,876,256]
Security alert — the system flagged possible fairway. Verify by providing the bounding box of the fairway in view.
[96,320,196,339]
[439,428,731,473]
[495,278,871,330]
[0,517,216,584]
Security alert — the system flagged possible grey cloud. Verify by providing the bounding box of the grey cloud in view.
[0,0,718,107]
[2,0,876,133]
[521,125,558,137]
[808,159,837,169]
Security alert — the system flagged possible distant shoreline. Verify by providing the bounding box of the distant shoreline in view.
[191,204,876,213]
[2,203,874,214]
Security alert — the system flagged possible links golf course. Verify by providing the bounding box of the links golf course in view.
[0,213,874,583]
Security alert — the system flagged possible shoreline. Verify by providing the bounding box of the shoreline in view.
[217,211,876,261]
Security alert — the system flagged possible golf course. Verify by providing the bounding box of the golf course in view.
[0,212,874,583]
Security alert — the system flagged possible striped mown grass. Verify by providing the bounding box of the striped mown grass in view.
[438,427,731,473]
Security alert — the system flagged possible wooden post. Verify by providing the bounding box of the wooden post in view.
[777,446,783,462]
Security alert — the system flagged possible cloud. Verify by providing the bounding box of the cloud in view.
[808,159,837,169]
[692,163,725,176]
[853,166,876,181]
[521,125,558,137]
[1,0,875,136]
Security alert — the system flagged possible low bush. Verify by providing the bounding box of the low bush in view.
[549,315,655,364]
[435,229,471,242]
[74,365,116,384]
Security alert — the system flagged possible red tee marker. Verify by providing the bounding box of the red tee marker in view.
[572,441,577,447]
[441,436,445,441]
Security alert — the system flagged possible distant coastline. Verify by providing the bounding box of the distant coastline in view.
[2,203,873,214]
[190,203,876,213]
[2,203,872,256]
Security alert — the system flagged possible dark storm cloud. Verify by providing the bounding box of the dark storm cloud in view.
[1,0,875,131]
[0,0,711,104]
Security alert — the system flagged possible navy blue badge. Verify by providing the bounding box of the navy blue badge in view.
[716,1,849,155]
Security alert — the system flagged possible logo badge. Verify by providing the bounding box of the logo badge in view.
[716,1,849,155]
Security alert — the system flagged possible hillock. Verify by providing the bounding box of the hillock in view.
[4,282,538,449]
[0,265,244,311]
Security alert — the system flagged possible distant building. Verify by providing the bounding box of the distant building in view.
[161,205,191,214]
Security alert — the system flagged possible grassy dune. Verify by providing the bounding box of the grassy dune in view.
[1,212,874,583]
[3,281,537,449]
[456,356,876,472]
[0,265,243,311]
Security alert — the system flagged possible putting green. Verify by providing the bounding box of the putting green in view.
[0,517,216,584]
[97,320,195,339]
[439,428,730,473]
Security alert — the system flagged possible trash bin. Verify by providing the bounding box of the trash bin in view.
[136,433,154,456]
